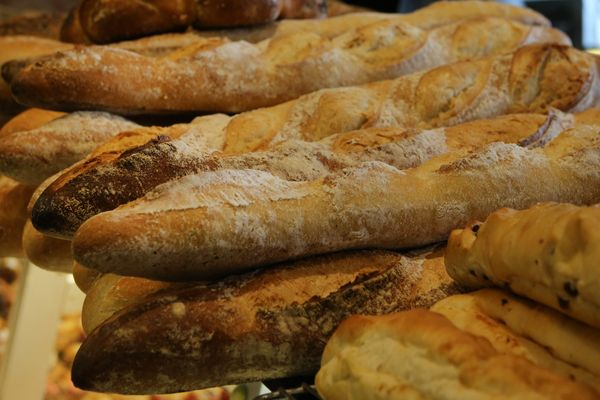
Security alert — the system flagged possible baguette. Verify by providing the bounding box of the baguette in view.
[72,123,600,281]
[72,248,461,394]
[34,109,574,239]
[315,310,599,400]
[10,18,569,114]
[72,262,101,294]
[0,108,64,137]
[431,289,600,393]
[445,203,600,329]
[30,42,600,238]
[0,111,140,185]
[0,36,71,116]
[62,0,327,44]
[22,220,72,273]
[0,176,34,258]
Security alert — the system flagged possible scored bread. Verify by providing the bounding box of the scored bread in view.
[315,309,599,400]
[445,203,600,329]
[31,43,600,239]
[0,111,140,186]
[431,289,600,393]
[10,18,569,114]
[60,0,549,44]
[71,248,461,394]
[71,120,600,281]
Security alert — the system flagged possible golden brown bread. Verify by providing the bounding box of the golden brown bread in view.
[72,248,461,394]
[0,111,140,185]
[431,289,600,393]
[445,203,600,329]
[0,108,64,137]
[71,121,600,281]
[0,11,65,39]
[0,36,71,116]
[315,309,599,400]
[72,262,101,294]
[0,176,34,258]
[30,42,600,239]
[22,220,72,273]
[62,0,327,44]
[12,17,569,114]
[35,109,574,240]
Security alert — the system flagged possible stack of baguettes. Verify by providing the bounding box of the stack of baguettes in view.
[1,0,600,397]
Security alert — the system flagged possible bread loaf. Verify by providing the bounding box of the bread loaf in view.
[62,0,327,44]
[61,1,550,44]
[0,108,64,137]
[0,176,34,258]
[431,289,600,393]
[22,220,73,273]
[34,109,574,239]
[31,42,600,238]
[72,248,461,394]
[445,203,600,329]
[0,36,71,116]
[72,122,600,281]
[0,111,140,185]
[0,11,65,39]
[315,310,599,400]
[11,18,569,114]
[72,263,101,294]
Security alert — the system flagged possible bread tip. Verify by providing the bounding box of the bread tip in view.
[30,195,77,240]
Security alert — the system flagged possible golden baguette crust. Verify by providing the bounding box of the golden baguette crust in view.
[316,310,599,400]
[72,262,101,294]
[432,289,600,393]
[445,203,600,329]
[0,112,140,186]
[0,36,71,115]
[31,43,600,239]
[34,111,573,239]
[0,176,34,258]
[72,122,600,281]
[61,0,550,43]
[22,220,72,273]
[0,108,64,137]
[10,19,569,114]
[72,249,460,394]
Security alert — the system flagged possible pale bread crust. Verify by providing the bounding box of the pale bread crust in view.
[0,108,64,137]
[72,249,461,394]
[22,220,73,273]
[11,18,569,114]
[432,289,600,393]
[316,309,599,400]
[445,203,600,328]
[72,119,600,281]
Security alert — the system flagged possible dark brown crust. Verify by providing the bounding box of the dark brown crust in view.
[0,11,65,39]
[32,136,206,239]
[71,249,462,394]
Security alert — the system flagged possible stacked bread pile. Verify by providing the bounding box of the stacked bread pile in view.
[0,0,599,397]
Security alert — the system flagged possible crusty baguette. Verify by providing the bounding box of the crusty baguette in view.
[431,289,600,393]
[0,111,140,186]
[0,108,64,137]
[0,36,71,116]
[22,220,72,273]
[62,0,327,44]
[34,109,574,239]
[0,176,35,258]
[72,123,600,281]
[315,310,599,400]
[81,273,190,334]
[61,0,547,44]
[445,203,600,329]
[11,17,569,114]
[72,248,461,394]
[30,42,600,238]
